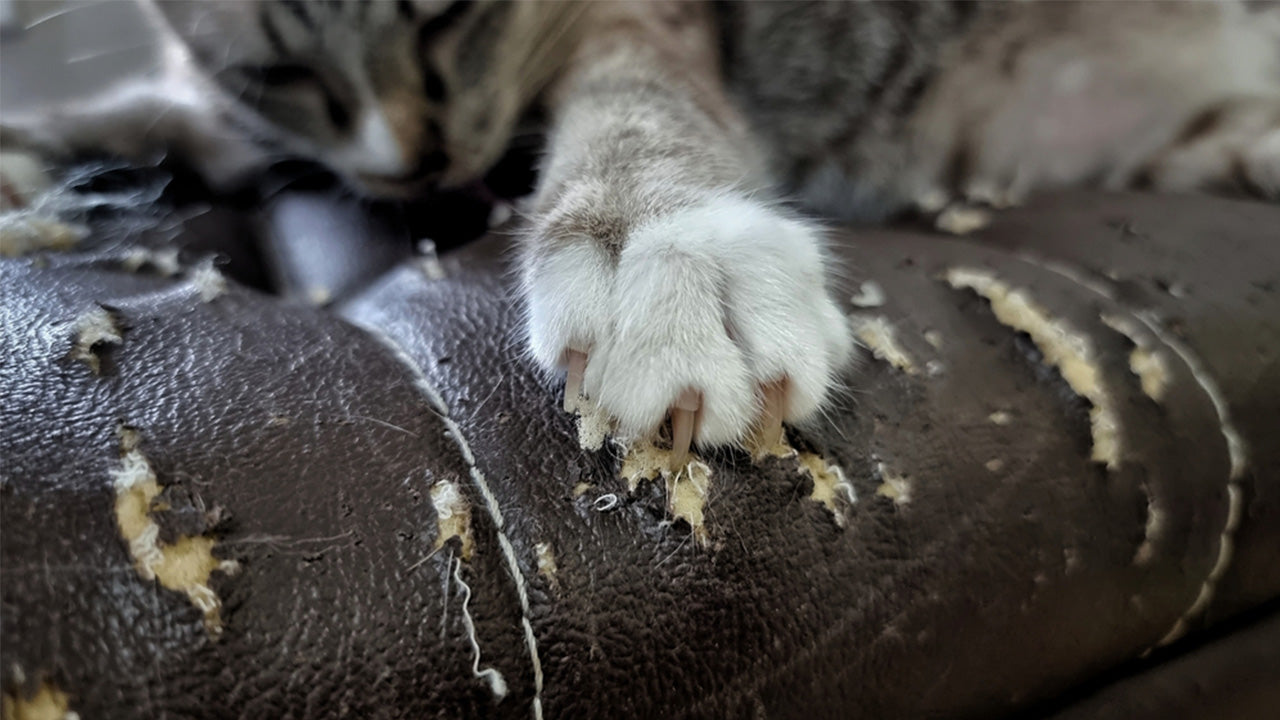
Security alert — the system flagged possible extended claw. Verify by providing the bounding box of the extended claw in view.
[563,349,589,412]
[669,388,701,470]
[754,378,788,450]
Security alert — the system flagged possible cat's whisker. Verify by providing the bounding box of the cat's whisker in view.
[22,1,101,31]
[65,39,163,66]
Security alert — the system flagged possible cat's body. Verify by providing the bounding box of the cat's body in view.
[726,1,1280,216]
[4,0,1279,458]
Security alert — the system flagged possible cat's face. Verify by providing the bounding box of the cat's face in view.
[151,0,557,197]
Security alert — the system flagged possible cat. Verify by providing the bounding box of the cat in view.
[3,0,1278,462]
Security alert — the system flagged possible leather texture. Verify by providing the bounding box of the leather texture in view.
[2,189,1278,719]
[1045,608,1280,720]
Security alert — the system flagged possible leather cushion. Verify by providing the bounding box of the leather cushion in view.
[2,190,1277,718]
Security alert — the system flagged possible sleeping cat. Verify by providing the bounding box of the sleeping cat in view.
[3,0,1278,461]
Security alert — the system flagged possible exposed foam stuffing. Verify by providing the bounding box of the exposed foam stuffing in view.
[0,149,53,205]
[619,438,670,492]
[189,259,226,302]
[1,680,78,720]
[0,216,84,257]
[800,453,855,524]
[1129,347,1170,403]
[535,542,558,581]
[430,478,474,561]
[121,246,181,276]
[575,399,614,451]
[667,462,712,546]
[1101,314,1170,402]
[850,280,886,308]
[935,204,991,235]
[618,439,712,546]
[946,267,1121,468]
[68,306,122,375]
[852,315,918,375]
[111,427,232,634]
[416,239,447,280]
[2,156,165,257]
[874,462,912,505]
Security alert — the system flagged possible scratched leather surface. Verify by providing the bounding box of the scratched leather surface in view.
[2,191,1278,719]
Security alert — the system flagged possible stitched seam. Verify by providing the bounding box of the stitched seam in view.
[357,324,544,720]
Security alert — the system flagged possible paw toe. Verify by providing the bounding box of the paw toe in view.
[523,242,616,370]
[527,195,852,451]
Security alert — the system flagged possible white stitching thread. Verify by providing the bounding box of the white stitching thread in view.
[358,325,544,719]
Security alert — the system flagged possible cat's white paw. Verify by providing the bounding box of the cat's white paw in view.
[524,195,853,454]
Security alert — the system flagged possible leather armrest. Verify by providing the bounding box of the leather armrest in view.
[2,190,1277,718]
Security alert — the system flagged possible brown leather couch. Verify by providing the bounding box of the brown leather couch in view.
[2,173,1278,718]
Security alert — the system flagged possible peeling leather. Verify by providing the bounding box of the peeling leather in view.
[1,190,1278,719]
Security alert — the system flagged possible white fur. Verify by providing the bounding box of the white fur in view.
[525,195,852,446]
[332,109,408,177]
[525,236,617,367]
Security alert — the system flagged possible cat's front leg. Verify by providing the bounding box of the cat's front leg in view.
[521,4,853,459]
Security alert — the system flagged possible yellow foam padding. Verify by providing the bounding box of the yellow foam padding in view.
[1,681,74,720]
[112,429,230,634]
